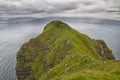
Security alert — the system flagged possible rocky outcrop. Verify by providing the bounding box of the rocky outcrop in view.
[93,39,115,60]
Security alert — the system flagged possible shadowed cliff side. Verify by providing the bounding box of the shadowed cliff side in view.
[16,21,120,80]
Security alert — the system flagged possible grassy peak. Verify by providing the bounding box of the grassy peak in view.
[43,20,71,32]
[16,21,118,80]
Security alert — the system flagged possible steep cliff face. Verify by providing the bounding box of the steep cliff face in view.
[16,21,120,80]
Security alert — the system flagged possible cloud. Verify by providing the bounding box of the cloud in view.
[0,0,120,19]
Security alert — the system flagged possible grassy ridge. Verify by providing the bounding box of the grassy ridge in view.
[16,21,119,80]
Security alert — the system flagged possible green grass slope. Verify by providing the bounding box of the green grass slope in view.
[16,21,120,80]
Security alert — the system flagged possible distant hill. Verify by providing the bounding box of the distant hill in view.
[16,21,120,80]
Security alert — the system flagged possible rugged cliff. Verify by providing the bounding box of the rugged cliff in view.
[16,21,120,80]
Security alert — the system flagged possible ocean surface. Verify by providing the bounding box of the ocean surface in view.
[0,17,120,80]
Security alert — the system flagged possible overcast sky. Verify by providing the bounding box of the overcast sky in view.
[0,0,120,19]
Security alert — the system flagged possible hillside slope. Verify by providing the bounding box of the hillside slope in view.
[16,21,120,80]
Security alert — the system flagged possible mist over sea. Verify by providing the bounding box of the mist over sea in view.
[0,17,120,80]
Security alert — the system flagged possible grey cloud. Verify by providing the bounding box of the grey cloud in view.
[45,2,79,13]
[0,0,119,19]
